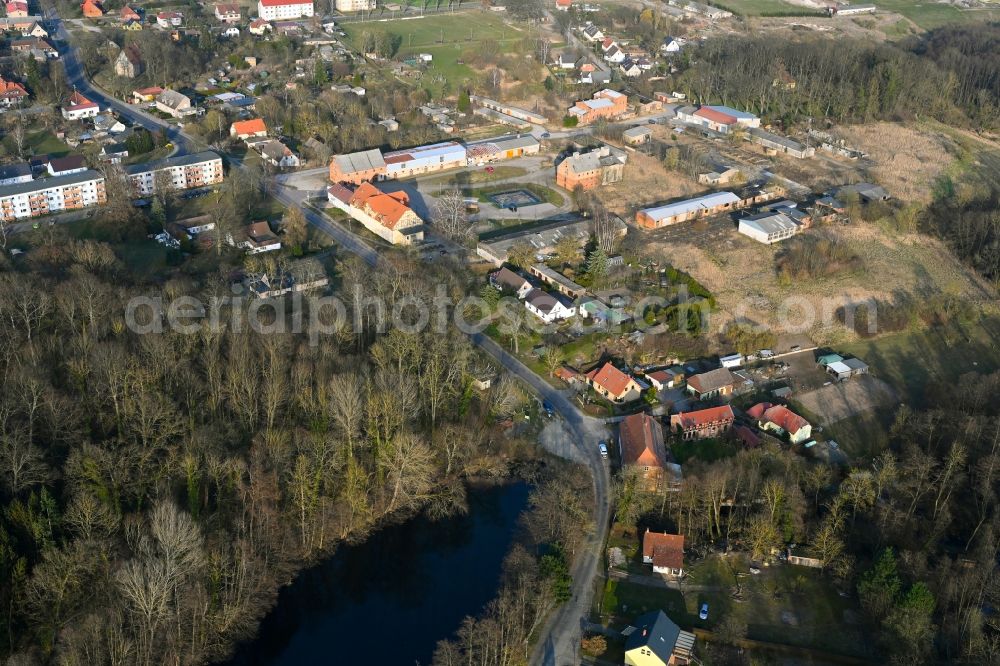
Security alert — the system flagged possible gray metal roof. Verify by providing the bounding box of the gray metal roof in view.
[333,148,385,174]
[640,191,740,221]
[624,610,681,663]
[0,169,104,197]
[739,211,798,236]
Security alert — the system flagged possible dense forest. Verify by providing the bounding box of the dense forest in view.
[0,232,586,664]
[614,379,1000,664]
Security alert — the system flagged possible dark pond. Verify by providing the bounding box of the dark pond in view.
[229,481,530,666]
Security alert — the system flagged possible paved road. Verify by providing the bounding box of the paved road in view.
[46,5,194,154]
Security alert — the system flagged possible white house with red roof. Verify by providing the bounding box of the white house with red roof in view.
[0,76,28,108]
[747,403,811,444]
[586,362,642,403]
[257,0,313,20]
[555,0,571,10]
[62,90,99,120]
[642,529,685,577]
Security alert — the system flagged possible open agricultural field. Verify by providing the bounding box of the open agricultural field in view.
[342,12,528,88]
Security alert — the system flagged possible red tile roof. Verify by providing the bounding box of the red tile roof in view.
[231,118,267,136]
[735,425,761,448]
[643,530,684,570]
[66,90,98,110]
[694,106,738,125]
[0,77,27,99]
[746,402,770,420]
[120,4,141,19]
[619,413,666,469]
[351,183,415,230]
[761,404,809,435]
[586,362,635,398]
[672,405,735,431]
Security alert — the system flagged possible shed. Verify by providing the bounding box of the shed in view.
[826,361,852,380]
[817,353,843,367]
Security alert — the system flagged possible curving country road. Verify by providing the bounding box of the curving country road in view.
[49,7,614,661]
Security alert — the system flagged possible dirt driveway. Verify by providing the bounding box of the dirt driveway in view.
[795,375,898,426]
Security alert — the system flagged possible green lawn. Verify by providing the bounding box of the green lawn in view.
[3,131,70,158]
[839,316,1000,408]
[342,11,527,88]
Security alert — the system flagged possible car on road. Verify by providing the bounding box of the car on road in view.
[648,118,656,124]
[598,441,608,459]
[542,400,554,416]
[699,603,709,620]
[541,132,550,138]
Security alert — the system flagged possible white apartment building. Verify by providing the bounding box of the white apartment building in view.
[124,151,224,196]
[0,170,106,221]
[257,0,313,20]
[335,0,375,9]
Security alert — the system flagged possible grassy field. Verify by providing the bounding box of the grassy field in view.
[599,555,873,659]
[868,0,1000,29]
[343,12,528,88]
[2,131,70,158]
[711,0,823,15]
[839,316,1000,409]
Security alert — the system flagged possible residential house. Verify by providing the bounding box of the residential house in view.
[676,104,760,134]
[114,44,144,78]
[124,151,224,195]
[257,0,314,20]
[258,140,300,168]
[624,610,696,666]
[223,26,239,37]
[600,37,616,52]
[154,89,193,118]
[747,403,811,444]
[0,163,32,185]
[248,18,272,35]
[132,86,163,103]
[25,21,49,38]
[644,367,684,391]
[685,367,735,399]
[661,36,682,53]
[555,145,626,191]
[120,4,142,21]
[239,220,281,254]
[156,11,183,27]
[0,170,106,221]
[122,19,142,30]
[168,214,216,246]
[586,362,642,403]
[0,76,28,107]
[80,0,104,18]
[524,288,575,323]
[47,155,87,177]
[556,52,577,70]
[642,530,684,577]
[555,0,571,10]
[604,44,626,64]
[619,58,642,77]
[619,413,667,490]
[62,90,100,120]
[567,89,628,125]
[581,24,603,42]
[230,117,267,140]
[622,126,651,145]
[490,267,534,299]
[636,192,741,229]
[326,182,424,245]
[100,142,129,164]
[586,70,612,85]
[738,211,800,244]
[4,1,27,17]
[214,2,241,22]
[670,405,735,440]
